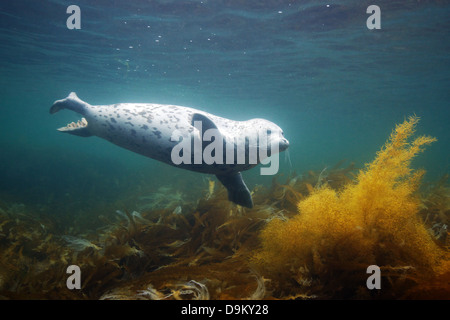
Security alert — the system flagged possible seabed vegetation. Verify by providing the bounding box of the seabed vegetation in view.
[0,116,448,300]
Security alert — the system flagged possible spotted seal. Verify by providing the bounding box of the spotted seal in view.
[50,92,289,208]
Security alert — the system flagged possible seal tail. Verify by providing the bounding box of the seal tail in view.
[50,92,93,137]
[50,92,89,115]
[216,173,253,208]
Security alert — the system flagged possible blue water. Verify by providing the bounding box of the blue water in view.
[0,0,449,220]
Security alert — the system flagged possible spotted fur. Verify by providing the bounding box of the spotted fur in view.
[50,92,289,207]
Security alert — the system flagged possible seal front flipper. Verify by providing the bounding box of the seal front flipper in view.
[191,113,218,132]
[195,113,253,207]
[216,173,253,208]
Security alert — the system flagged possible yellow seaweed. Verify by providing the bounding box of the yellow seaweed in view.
[253,116,447,298]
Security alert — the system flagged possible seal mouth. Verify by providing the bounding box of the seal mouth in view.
[57,117,88,132]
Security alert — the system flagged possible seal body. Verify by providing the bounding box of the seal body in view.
[50,92,289,208]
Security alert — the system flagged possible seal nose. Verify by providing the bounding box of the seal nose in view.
[280,138,289,151]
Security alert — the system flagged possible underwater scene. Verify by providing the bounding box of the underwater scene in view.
[0,0,449,301]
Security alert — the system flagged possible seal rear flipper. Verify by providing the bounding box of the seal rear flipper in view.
[50,92,89,115]
[51,93,93,137]
[58,125,92,137]
[216,173,253,208]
